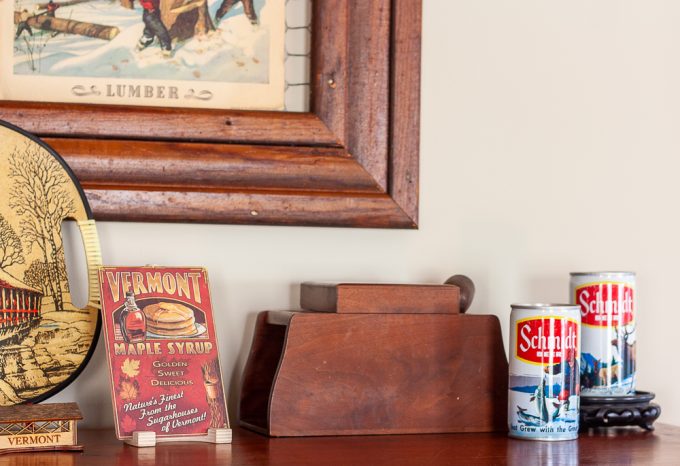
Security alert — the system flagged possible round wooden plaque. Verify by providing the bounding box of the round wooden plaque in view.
[0,120,101,405]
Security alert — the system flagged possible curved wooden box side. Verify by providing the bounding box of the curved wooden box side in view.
[239,312,291,435]
[240,311,508,437]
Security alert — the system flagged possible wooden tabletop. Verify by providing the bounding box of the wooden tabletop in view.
[2,425,678,465]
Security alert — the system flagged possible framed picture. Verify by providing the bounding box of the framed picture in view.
[0,0,421,229]
[2,0,286,111]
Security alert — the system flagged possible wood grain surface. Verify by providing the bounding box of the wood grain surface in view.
[299,283,461,314]
[0,0,422,228]
[0,102,340,146]
[0,402,82,423]
[390,0,422,224]
[45,139,381,193]
[82,189,416,227]
[345,0,391,190]
[240,311,508,436]
[311,0,348,145]
[1,425,676,465]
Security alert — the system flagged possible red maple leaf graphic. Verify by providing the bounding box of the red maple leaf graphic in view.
[120,415,137,435]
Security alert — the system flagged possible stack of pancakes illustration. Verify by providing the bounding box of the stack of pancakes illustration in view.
[143,302,197,336]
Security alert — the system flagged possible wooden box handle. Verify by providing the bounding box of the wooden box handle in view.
[444,275,475,313]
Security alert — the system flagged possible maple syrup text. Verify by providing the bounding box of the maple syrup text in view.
[114,341,213,356]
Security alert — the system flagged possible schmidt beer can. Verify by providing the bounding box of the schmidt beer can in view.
[570,272,636,396]
[508,304,581,441]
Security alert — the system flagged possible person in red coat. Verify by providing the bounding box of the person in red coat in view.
[137,0,172,56]
[45,0,60,17]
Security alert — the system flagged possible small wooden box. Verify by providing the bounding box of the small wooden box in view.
[240,282,508,437]
[0,403,83,453]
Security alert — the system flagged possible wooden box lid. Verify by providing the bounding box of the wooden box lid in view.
[300,276,474,314]
[0,402,82,423]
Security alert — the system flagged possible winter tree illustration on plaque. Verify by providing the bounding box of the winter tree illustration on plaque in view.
[0,131,98,406]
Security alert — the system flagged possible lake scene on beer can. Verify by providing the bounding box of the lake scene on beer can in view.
[508,304,581,441]
[570,272,636,396]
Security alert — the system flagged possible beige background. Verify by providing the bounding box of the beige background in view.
[53,0,678,427]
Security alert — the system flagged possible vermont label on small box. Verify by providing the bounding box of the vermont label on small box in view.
[99,266,228,440]
[0,403,82,453]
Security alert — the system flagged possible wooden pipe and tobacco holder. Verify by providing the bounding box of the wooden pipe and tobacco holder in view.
[239,275,508,437]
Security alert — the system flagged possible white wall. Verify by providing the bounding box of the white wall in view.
[54,0,678,427]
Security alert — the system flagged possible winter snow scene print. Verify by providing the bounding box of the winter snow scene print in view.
[1,0,285,109]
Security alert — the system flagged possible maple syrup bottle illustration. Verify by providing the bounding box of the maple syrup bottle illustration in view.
[120,292,147,343]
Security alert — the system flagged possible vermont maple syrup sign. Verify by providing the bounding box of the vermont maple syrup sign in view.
[0,120,101,405]
[99,266,228,439]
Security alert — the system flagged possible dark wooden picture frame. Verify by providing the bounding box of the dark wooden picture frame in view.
[0,0,421,229]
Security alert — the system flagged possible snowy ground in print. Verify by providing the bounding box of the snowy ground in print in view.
[13,0,271,82]
[0,305,96,404]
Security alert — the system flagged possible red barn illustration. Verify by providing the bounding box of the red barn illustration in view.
[0,270,42,345]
